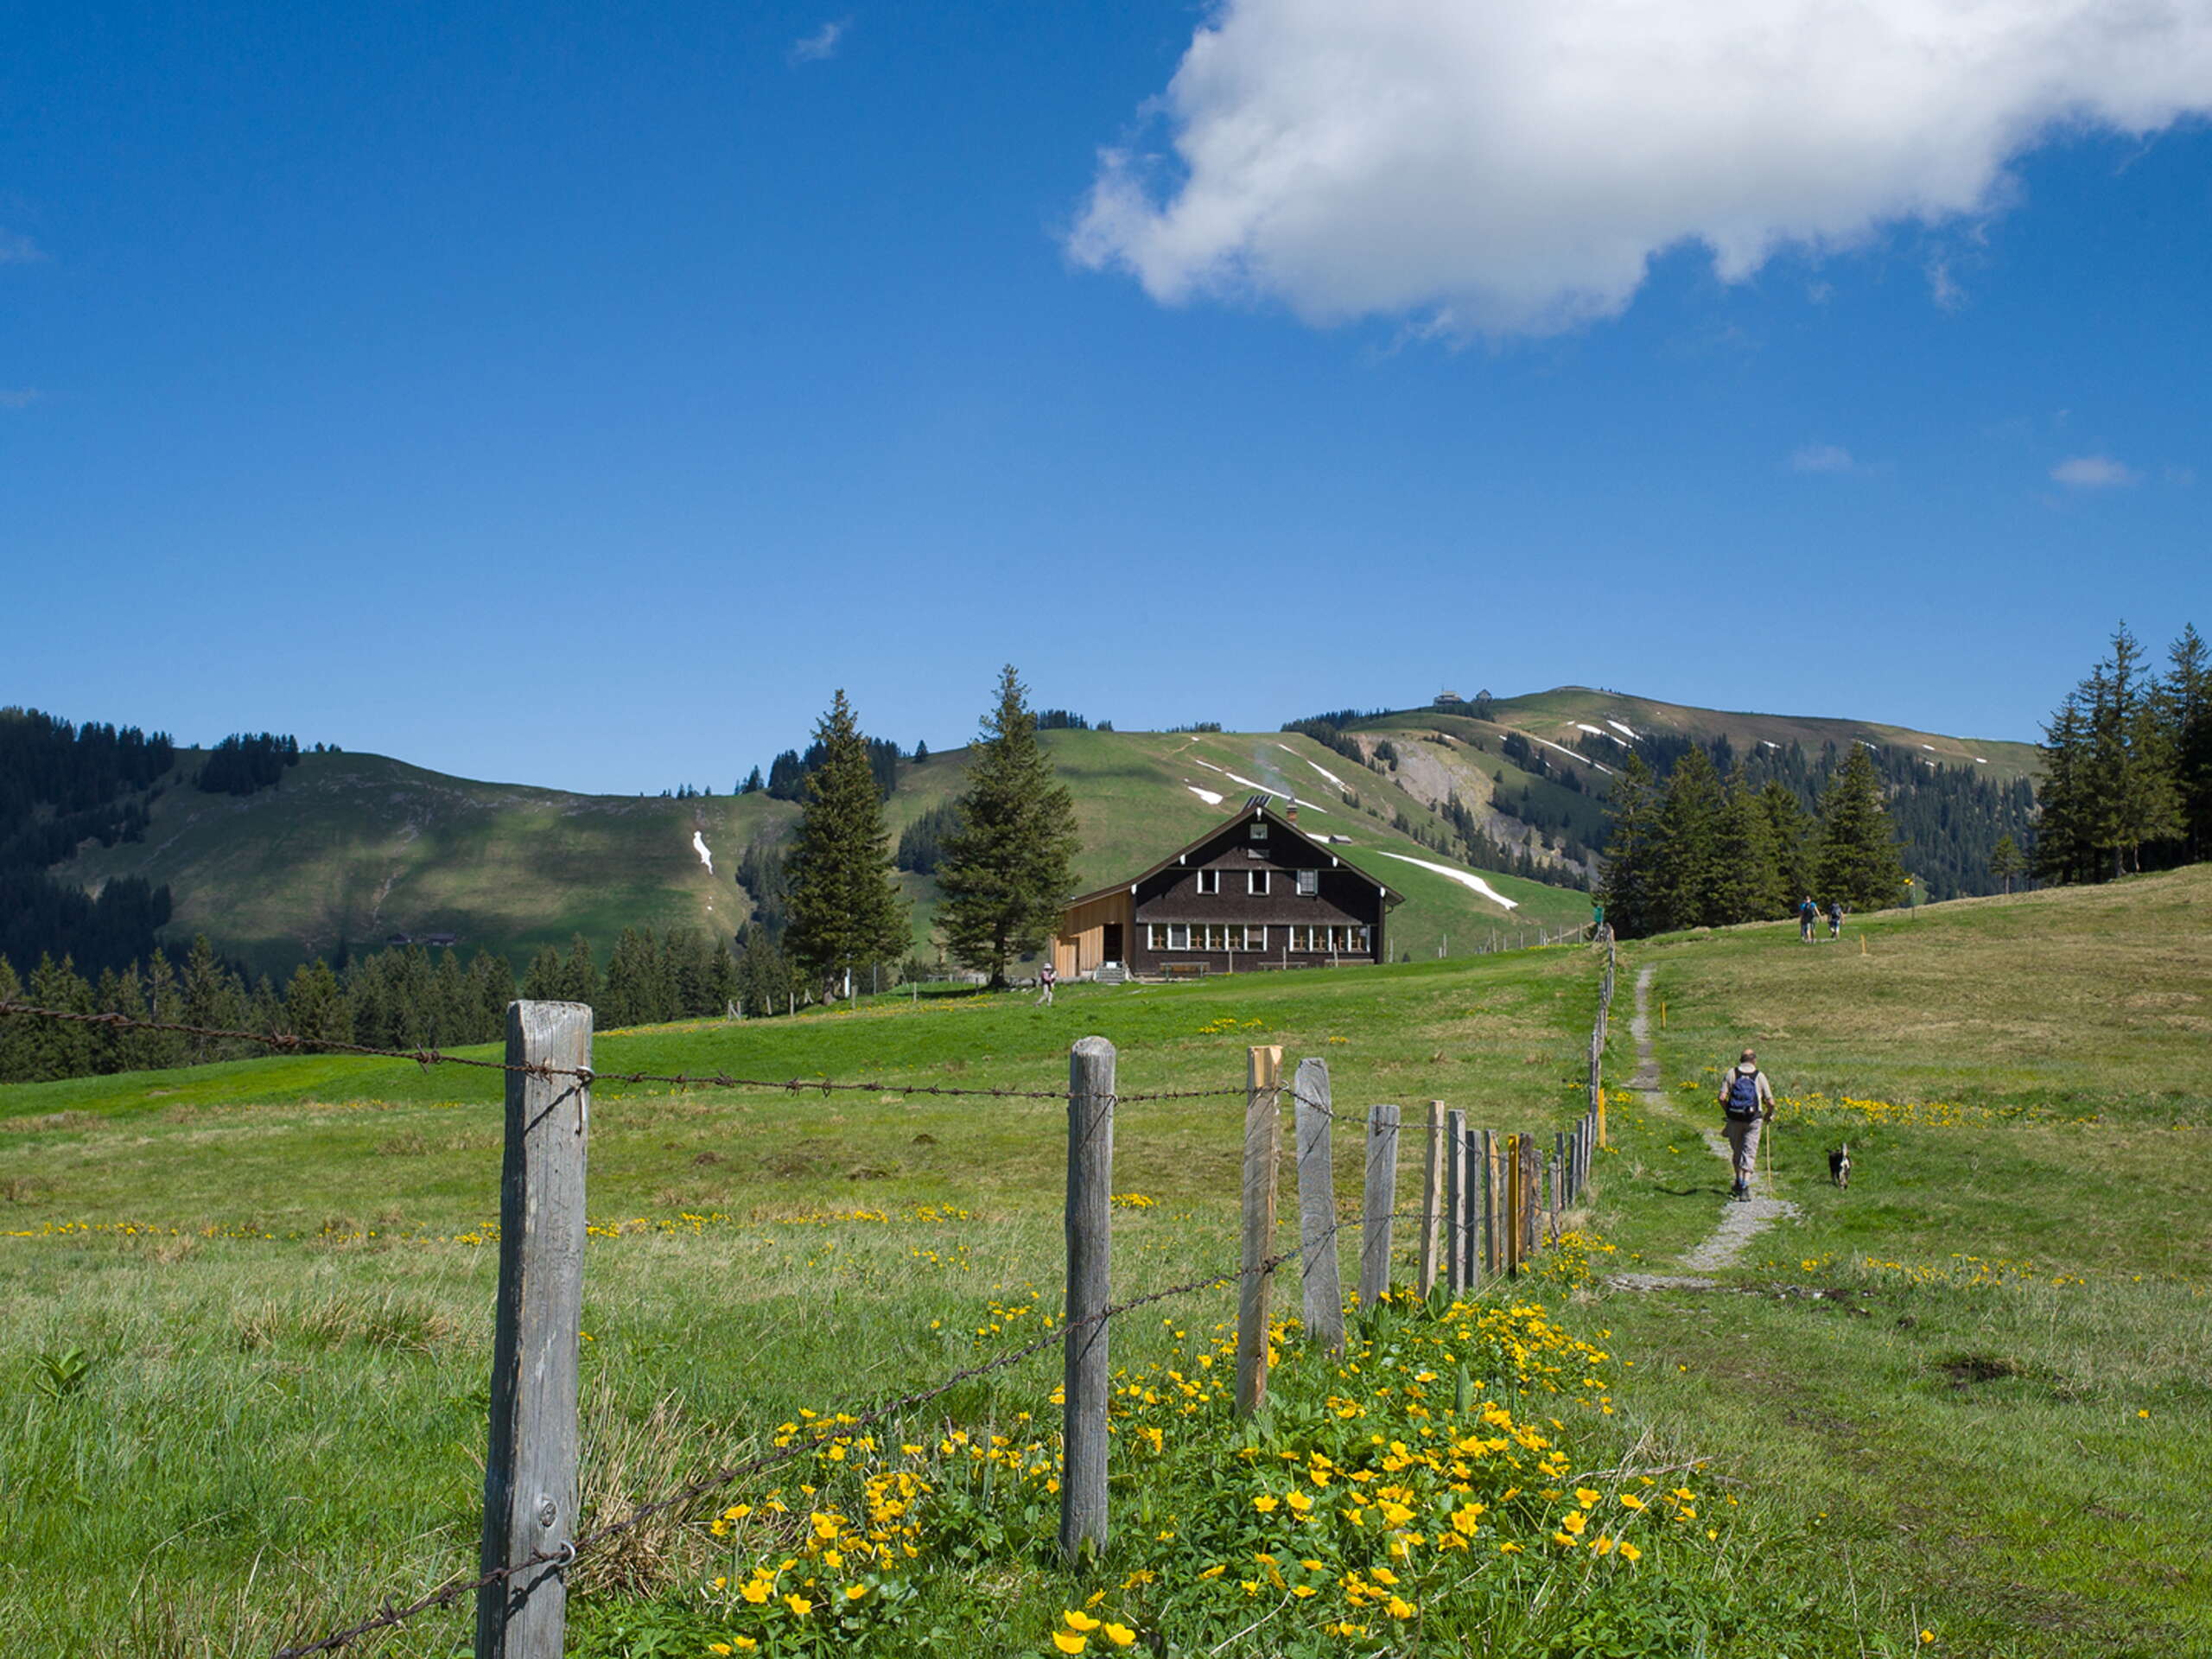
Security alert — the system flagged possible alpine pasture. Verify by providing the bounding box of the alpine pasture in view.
[3,873,2207,1656]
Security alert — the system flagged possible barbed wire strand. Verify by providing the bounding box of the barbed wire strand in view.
[268,1205,1430,1658]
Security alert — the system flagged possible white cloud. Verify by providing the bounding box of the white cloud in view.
[2050,454,2140,488]
[1069,0,2212,337]
[0,231,42,264]
[789,18,848,64]
[1790,443,1857,474]
[0,389,38,409]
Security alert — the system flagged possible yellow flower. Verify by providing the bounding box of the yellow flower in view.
[1370,1567,1398,1586]
[1102,1624,1137,1648]
[1619,1543,1642,1562]
[1575,1487,1602,1507]
[785,1593,814,1617]
[1560,1510,1588,1535]
[1291,1586,1317,1599]
[1064,1611,1101,1633]
[1920,1634,1935,1646]
[1253,1495,1280,1513]
[1285,1489,1314,1514]
[1052,1635,1088,1656]
[1619,1493,1645,1510]
[845,1584,868,1601]
[709,1646,732,1656]
[1498,1541,1523,1554]
[1385,1596,1414,1619]
[741,1580,772,1605]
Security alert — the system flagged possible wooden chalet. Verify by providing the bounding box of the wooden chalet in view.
[1053,797,1402,981]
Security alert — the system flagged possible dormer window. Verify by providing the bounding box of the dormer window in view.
[1249,819,1267,840]
[1296,868,1319,896]
[1249,870,1270,895]
[1196,869,1220,894]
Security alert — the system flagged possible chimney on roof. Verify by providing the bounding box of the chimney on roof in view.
[1287,803,1299,823]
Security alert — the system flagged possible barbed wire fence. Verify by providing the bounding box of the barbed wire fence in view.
[0,931,1617,1657]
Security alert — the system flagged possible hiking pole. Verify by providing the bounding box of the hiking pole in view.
[1761,1113,1775,1195]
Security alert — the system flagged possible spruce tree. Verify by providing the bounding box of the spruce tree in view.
[1651,746,1727,930]
[935,666,1082,988]
[785,690,911,999]
[2086,625,2181,876]
[2167,623,2212,862]
[2034,692,2093,886]
[1711,766,1783,924]
[1988,835,2024,894]
[1758,780,1815,905]
[1815,747,1906,910]
[1598,753,1661,938]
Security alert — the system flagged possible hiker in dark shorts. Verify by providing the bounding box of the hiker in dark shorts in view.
[1719,1048,1774,1201]
[1798,896,1818,943]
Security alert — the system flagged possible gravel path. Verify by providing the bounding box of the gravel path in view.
[1611,963,1797,1287]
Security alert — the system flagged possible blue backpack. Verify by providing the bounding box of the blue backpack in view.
[1725,1069,1763,1119]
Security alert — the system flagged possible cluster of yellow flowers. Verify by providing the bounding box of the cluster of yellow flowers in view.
[693,1253,1727,1656]
[1858,1252,2094,1289]
[1192,1016,1269,1035]
[1766,1090,2096,1130]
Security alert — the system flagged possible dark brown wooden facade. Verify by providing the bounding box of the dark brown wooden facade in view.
[1054,800,1401,980]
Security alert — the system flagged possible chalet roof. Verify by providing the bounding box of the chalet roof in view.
[1061,797,1405,912]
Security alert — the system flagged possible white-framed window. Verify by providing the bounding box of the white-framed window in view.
[1196,868,1220,894]
[1295,868,1319,896]
[1148,922,1264,951]
[1284,924,1370,954]
[1249,870,1270,895]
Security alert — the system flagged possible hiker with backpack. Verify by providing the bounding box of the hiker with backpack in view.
[1827,899,1844,940]
[1719,1048,1774,1201]
[1798,896,1818,943]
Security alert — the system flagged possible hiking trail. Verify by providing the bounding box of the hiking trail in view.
[1610,963,1799,1293]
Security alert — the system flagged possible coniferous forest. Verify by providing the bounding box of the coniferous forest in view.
[2031,622,2211,885]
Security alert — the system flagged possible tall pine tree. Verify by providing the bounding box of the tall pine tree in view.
[1598,753,1662,938]
[785,690,910,998]
[1815,747,1906,910]
[937,666,1082,988]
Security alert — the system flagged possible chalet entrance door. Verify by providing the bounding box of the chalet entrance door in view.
[1102,922,1124,964]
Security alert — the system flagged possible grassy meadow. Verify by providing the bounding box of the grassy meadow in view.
[1588,864,2212,1656]
[3,870,2207,1656]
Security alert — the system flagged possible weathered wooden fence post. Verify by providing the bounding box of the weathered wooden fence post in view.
[477,1001,592,1659]
[1521,1135,1541,1262]
[1060,1037,1115,1562]
[1481,1130,1498,1276]
[1358,1104,1399,1309]
[1292,1057,1344,1357]
[1415,1103,1445,1297]
[1443,1108,1467,1293]
[1236,1046,1285,1417]
[1458,1123,1478,1288]
[1502,1134,1522,1277]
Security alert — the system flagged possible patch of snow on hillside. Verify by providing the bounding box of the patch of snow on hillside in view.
[1186,785,1224,805]
[1280,743,1349,790]
[1921,743,1936,752]
[1760,740,1780,749]
[1517,731,1614,776]
[1372,851,1519,911]
[1605,719,1640,740]
[1974,758,1987,764]
[691,831,715,874]
[1191,756,1328,810]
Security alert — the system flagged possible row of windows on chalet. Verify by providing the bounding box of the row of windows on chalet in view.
[1146,922,1371,954]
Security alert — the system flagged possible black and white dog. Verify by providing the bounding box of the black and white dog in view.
[1828,1142,1853,1189]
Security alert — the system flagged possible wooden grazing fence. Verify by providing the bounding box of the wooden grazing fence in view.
[109,926,1623,1659]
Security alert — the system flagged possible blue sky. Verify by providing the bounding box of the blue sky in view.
[4,2,2207,792]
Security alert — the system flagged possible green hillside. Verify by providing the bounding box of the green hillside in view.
[53,729,1592,976]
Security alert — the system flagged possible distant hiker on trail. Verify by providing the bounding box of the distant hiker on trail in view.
[1036,959,1057,1007]
[1827,899,1845,940]
[1719,1048,1775,1202]
[1798,896,1819,943]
